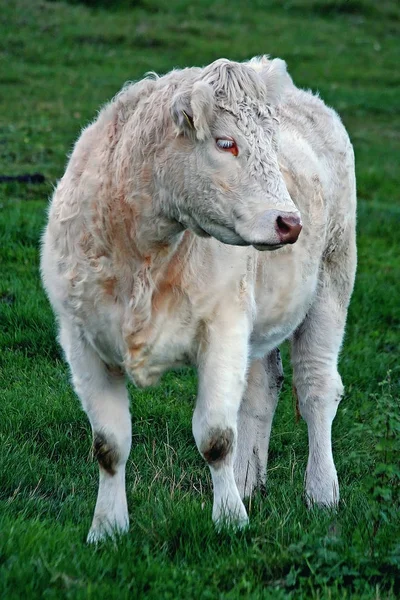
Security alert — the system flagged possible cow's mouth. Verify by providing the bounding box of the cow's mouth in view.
[194,220,285,251]
[197,221,251,246]
[252,243,284,251]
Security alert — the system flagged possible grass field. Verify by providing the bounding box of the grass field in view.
[1,0,400,597]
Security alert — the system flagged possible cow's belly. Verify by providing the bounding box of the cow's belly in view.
[249,317,302,359]
[250,325,294,359]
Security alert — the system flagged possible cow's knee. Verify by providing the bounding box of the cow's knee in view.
[296,369,344,423]
[93,431,122,475]
[200,427,234,467]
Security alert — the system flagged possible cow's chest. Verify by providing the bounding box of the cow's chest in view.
[249,251,320,359]
[91,245,320,386]
[122,292,200,388]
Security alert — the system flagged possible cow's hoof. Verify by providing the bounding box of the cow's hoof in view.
[213,499,249,531]
[86,515,129,544]
[305,472,339,509]
[215,512,249,532]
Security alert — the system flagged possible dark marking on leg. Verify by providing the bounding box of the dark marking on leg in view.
[263,348,284,393]
[93,432,119,475]
[105,363,124,379]
[292,384,301,423]
[202,428,234,466]
[275,348,284,389]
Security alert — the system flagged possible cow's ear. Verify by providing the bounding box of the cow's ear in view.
[171,93,196,136]
[260,58,291,106]
[190,81,214,140]
[171,81,214,140]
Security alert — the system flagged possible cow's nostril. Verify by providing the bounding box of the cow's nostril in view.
[276,216,291,234]
[275,213,302,244]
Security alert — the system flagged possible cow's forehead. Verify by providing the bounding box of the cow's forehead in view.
[197,60,275,122]
[216,98,274,122]
[201,60,268,105]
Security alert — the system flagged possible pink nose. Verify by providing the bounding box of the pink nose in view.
[275,213,302,244]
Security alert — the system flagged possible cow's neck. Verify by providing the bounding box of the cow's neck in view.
[134,209,184,257]
[109,124,192,272]
[124,191,194,285]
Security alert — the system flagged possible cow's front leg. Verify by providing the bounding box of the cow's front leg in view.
[292,311,343,507]
[193,306,250,528]
[234,350,283,499]
[291,233,356,507]
[59,321,131,543]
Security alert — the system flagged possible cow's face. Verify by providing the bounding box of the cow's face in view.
[169,59,302,250]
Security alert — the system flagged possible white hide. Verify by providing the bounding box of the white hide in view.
[41,56,357,541]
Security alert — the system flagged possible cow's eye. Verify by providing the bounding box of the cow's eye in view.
[216,137,238,156]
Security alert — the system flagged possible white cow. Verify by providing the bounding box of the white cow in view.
[41,56,357,542]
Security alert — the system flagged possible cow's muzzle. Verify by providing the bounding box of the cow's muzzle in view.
[235,209,302,251]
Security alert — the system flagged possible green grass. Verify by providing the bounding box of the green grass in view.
[1,0,400,597]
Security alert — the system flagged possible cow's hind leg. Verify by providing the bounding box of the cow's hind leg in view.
[291,233,356,507]
[234,350,283,499]
[193,306,250,528]
[59,322,131,542]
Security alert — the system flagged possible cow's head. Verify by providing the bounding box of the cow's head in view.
[168,57,301,250]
